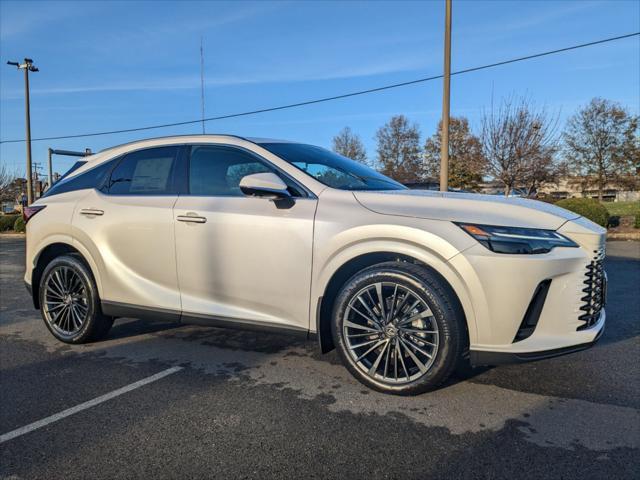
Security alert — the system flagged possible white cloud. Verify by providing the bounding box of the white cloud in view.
[0,0,97,39]
[1,51,433,98]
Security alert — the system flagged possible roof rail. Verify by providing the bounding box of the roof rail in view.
[98,133,250,153]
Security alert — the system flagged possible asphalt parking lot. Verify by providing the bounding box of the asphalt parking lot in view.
[1,236,638,479]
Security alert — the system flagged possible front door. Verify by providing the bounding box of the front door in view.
[173,145,317,332]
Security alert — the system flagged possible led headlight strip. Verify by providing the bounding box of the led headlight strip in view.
[456,223,578,254]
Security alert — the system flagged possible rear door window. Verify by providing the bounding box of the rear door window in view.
[107,146,179,195]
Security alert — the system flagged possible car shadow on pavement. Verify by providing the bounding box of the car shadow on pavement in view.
[107,318,183,340]
[106,317,307,354]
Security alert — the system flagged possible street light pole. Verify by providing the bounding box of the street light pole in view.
[439,0,452,192]
[47,148,54,189]
[7,58,39,205]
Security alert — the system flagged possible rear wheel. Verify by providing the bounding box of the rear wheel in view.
[332,261,465,395]
[39,255,113,344]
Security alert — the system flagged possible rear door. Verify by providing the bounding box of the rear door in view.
[72,146,183,313]
[173,144,317,332]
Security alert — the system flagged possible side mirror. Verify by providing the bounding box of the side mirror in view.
[239,172,291,199]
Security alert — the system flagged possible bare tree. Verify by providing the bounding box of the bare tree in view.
[521,147,566,197]
[332,127,368,164]
[376,115,422,183]
[563,98,639,201]
[424,117,487,191]
[0,163,20,200]
[481,96,558,196]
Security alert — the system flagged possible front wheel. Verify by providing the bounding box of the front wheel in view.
[332,262,465,395]
[39,255,113,344]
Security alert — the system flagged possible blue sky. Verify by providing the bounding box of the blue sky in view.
[1,0,639,175]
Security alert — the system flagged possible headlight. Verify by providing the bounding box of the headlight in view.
[456,223,579,254]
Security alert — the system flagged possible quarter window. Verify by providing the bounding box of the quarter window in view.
[107,146,179,195]
[42,159,116,198]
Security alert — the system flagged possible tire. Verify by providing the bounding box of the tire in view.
[39,255,113,344]
[331,261,465,395]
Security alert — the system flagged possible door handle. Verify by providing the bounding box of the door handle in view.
[80,208,104,216]
[177,214,207,224]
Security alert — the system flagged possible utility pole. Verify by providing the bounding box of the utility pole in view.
[200,36,206,134]
[7,58,39,205]
[32,162,42,198]
[439,0,452,192]
[47,148,54,189]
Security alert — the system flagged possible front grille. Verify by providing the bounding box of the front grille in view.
[578,247,606,330]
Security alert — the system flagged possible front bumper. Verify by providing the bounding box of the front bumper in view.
[470,309,605,366]
[448,215,607,363]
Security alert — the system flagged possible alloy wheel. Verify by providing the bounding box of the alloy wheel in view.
[43,266,89,338]
[342,282,439,384]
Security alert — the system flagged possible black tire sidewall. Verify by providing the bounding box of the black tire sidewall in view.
[332,262,463,395]
[39,255,102,344]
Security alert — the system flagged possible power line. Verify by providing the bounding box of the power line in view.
[1,32,638,145]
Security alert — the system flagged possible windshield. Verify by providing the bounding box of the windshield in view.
[260,143,406,191]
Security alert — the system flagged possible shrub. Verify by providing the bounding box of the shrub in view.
[608,216,620,228]
[635,215,640,229]
[0,214,20,231]
[13,216,26,233]
[535,196,558,205]
[555,198,610,227]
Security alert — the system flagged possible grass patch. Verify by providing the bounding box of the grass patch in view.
[603,201,640,217]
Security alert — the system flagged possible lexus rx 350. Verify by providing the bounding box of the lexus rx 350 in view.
[23,135,606,395]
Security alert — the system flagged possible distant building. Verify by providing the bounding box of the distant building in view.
[537,175,640,202]
[476,176,639,202]
[1,201,18,214]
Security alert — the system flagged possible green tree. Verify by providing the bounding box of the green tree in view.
[375,115,422,183]
[424,117,487,191]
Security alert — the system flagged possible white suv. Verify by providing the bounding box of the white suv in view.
[24,135,606,395]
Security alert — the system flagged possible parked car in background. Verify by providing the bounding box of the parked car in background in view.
[23,135,606,395]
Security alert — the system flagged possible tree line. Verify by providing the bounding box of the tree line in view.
[331,96,639,200]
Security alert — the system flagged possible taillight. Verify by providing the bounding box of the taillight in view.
[23,205,46,224]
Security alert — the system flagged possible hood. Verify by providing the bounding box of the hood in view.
[353,190,581,230]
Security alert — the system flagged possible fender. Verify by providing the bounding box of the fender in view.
[310,234,479,346]
[69,234,106,298]
[28,234,73,285]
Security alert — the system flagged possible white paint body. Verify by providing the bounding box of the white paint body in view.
[25,135,606,357]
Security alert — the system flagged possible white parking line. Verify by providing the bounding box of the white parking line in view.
[0,366,183,444]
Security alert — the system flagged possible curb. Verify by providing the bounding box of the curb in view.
[607,232,640,241]
[0,233,26,238]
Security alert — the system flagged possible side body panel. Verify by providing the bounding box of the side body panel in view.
[24,190,83,286]
[71,189,180,311]
[173,196,317,331]
[310,189,479,341]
